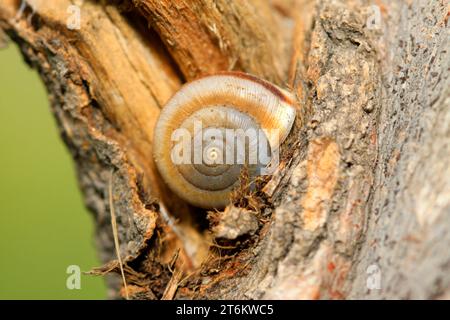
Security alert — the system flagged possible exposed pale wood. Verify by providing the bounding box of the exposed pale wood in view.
[1,0,449,300]
[0,0,186,294]
[132,0,291,84]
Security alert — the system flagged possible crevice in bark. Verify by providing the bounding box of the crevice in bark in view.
[1,0,448,299]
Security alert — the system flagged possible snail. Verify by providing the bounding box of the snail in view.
[153,72,296,209]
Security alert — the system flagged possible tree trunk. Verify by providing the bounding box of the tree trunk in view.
[0,0,448,299]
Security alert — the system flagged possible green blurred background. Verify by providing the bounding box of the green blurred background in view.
[0,44,106,299]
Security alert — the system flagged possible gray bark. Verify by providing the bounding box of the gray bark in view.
[0,0,448,299]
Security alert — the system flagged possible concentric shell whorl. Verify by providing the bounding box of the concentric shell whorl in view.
[153,72,296,209]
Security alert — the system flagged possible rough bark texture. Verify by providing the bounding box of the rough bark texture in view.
[0,0,448,299]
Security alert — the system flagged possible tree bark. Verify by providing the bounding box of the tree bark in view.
[0,0,448,299]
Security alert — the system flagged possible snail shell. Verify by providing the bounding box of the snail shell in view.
[153,72,296,209]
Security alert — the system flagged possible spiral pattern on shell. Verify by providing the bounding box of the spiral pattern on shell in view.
[153,72,296,209]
